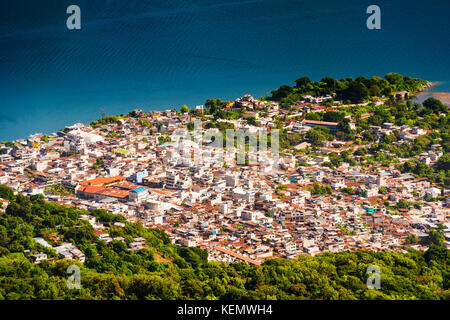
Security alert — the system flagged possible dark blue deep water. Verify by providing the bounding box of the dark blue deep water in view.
[1,0,449,140]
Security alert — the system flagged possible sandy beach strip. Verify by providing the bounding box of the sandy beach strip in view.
[416,92,450,106]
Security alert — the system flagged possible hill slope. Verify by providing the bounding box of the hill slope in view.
[0,190,448,300]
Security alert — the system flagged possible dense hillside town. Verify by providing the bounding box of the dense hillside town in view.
[0,73,448,269]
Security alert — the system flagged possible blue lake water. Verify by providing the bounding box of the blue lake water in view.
[1,0,449,141]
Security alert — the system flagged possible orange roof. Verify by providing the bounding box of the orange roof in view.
[302,119,339,126]
[78,185,128,198]
[98,188,129,199]
[80,185,105,194]
[214,246,261,265]
[79,176,126,187]
[114,181,141,190]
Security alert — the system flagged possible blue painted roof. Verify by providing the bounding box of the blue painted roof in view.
[130,187,146,193]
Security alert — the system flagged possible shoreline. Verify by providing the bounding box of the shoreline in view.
[4,80,450,144]
[410,81,437,97]
[413,81,450,106]
[416,91,450,106]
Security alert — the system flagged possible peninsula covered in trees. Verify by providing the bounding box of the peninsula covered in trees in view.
[269,73,429,107]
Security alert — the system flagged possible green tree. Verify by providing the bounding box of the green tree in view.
[180,105,189,113]
[436,153,450,171]
[0,185,14,201]
[422,229,445,246]
[423,98,447,114]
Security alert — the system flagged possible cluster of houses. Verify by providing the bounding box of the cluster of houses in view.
[0,93,448,266]
[31,237,85,264]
